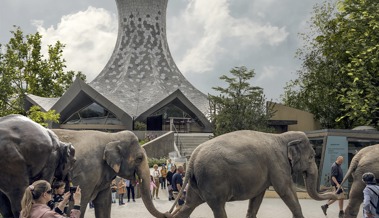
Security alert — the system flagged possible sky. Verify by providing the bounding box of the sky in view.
[0,0,324,102]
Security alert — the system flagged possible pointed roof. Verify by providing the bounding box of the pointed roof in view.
[25,0,212,132]
[26,94,59,112]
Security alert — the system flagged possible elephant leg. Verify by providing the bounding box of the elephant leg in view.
[246,190,265,218]
[93,189,112,218]
[173,186,204,217]
[273,183,304,218]
[344,181,365,218]
[8,182,28,218]
[0,192,13,218]
[206,200,227,218]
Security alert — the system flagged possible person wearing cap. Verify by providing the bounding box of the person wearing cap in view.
[362,172,379,218]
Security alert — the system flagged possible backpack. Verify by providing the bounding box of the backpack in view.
[367,186,379,215]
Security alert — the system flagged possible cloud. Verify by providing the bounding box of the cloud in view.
[33,6,117,82]
[256,65,282,82]
[167,0,289,75]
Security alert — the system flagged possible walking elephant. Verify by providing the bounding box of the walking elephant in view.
[339,144,379,218]
[52,129,170,218]
[0,114,76,218]
[169,130,338,218]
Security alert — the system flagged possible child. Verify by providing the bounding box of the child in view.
[150,175,157,200]
[52,181,67,214]
[111,180,117,203]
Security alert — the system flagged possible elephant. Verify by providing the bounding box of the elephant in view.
[169,130,338,218]
[0,114,76,218]
[52,129,170,218]
[338,144,379,218]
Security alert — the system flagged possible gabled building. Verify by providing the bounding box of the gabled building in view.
[25,0,212,133]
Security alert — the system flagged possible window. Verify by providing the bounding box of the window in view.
[64,103,122,125]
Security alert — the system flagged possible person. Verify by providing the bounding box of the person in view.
[152,164,160,199]
[321,156,345,217]
[110,180,117,204]
[167,159,172,171]
[160,165,168,189]
[125,179,135,202]
[51,181,67,214]
[20,180,81,218]
[167,165,176,201]
[117,178,126,205]
[172,165,185,214]
[150,175,157,200]
[362,172,379,218]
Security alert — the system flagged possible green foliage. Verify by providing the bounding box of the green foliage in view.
[134,121,147,130]
[283,0,379,129]
[147,157,167,168]
[208,66,274,136]
[0,26,86,117]
[27,105,60,127]
[139,138,149,145]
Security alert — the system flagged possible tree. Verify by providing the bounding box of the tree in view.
[27,105,60,127]
[283,0,379,129]
[208,66,273,136]
[334,0,379,127]
[0,26,86,118]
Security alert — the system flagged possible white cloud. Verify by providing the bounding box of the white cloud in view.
[33,6,117,82]
[256,65,282,82]
[167,0,289,75]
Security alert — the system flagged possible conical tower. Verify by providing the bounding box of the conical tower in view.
[90,0,211,131]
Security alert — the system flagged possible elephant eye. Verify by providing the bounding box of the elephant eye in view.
[135,155,143,163]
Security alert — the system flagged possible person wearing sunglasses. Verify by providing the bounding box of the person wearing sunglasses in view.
[20,180,81,218]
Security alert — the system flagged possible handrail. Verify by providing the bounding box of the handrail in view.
[171,123,183,156]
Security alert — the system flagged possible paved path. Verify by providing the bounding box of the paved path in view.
[83,188,362,218]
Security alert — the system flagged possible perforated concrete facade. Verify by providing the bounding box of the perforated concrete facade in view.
[90,0,210,130]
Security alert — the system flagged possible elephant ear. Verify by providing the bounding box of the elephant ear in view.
[55,142,76,180]
[287,139,302,173]
[103,141,122,173]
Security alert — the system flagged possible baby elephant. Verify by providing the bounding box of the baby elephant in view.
[0,114,75,218]
[170,130,338,218]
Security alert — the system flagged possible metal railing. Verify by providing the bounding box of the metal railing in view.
[171,123,184,156]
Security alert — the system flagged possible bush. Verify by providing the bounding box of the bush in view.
[139,139,149,145]
[148,157,167,168]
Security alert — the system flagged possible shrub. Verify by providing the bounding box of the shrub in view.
[148,157,167,168]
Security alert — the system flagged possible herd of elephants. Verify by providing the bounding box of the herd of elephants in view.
[0,114,378,218]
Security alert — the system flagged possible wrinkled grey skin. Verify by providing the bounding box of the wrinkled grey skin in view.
[339,145,379,218]
[53,129,170,218]
[0,114,75,218]
[170,130,338,218]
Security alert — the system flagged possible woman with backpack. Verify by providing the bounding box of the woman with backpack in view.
[362,172,379,218]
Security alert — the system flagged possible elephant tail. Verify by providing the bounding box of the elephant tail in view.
[339,151,362,188]
[168,148,199,214]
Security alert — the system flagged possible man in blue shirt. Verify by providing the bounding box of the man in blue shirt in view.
[321,156,345,217]
[172,165,185,214]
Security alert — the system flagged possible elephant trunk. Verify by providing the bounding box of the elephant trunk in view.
[304,162,339,201]
[137,156,171,218]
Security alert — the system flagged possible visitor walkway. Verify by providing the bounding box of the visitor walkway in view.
[84,188,362,218]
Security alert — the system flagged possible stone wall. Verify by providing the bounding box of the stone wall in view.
[142,131,175,158]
